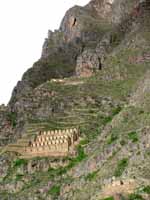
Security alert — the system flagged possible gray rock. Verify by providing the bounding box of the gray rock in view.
[76,49,101,77]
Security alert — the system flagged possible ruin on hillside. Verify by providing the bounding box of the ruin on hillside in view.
[24,128,80,157]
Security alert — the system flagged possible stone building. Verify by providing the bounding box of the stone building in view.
[24,128,80,157]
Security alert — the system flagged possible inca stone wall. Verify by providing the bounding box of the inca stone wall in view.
[24,128,79,157]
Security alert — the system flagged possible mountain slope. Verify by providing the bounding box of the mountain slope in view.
[0,0,150,200]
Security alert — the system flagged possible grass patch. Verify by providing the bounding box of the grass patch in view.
[114,158,128,177]
[128,193,144,200]
[139,185,150,194]
[85,170,98,181]
[101,197,114,200]
[48,166,67,177]
[102,116,113,125]
[13,159,27,167]
[15,174,24,181]
[47,144,87,177]
[48,185,60,197]
[67,144,87,169]
[79,139,89,146]
[107,133,118,145]
[128,131,138,143]
[112,106,122,116]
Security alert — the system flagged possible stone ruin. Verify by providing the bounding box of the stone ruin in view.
[24,128,80,157]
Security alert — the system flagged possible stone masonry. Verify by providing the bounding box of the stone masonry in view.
[24,128,80,157]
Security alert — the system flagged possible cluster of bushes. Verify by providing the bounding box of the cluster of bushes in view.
[114,158,128,177]
[128,131,138,143]
[48,143,87,177]
[13,159,27,167]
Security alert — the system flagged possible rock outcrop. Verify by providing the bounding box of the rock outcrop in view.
[8,0,116,108]
[9,0,148,107]
[76,49,101,77]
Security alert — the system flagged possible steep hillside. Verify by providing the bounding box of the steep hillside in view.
[0,0,150,200]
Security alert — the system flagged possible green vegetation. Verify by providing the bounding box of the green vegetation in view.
[107,133,118,145]
[128,132,138,143]
[48,185,60,197]
[120,140,126,146]
[85,170,98,181]
[15,174,24,181]
[79,139,89,146]
[128,193,144,200]
[112,106,122,116]
[114,158,128,177]
[13,159,27,167]
[142,185,150,194]
[102,197,114,200]
[67,144,87,169]
[102,116,113,126]
[76,144,87,161]
[48,166,67,177]
[47,144,87,177]
[139,185,150,194]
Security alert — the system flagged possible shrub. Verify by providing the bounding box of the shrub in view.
[67,145,87,169]
[15,174,23,181]
[48,185,60,197]
[107,134,118,144]
[102,197,114,200]
[48,144,87,177]
[120,140,126,146]
[128,132,138,143]
[114,158,128,177]
[48,167,65,178]
[112,106,122,116]
[85,170,98,181]
[102,116,113,125]
[79,139,89,146]
[13,159,27,167]
[128,193,144,200]
[142,185,150,194]
[139,110,144,114]
[76,145,87,161]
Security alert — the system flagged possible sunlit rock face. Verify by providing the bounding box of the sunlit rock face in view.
[8,0,149,117]
[59,5,100,44]
[85,0,114,21]
[59,0,115,44]
[76,49,101,77]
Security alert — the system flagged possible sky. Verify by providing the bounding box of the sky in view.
[0,0,89,105]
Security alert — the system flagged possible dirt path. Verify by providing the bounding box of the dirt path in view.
[51,78,84,86]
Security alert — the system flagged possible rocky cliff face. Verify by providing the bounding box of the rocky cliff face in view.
[9,0,147,108]
[0,0,150,200]
[9,0,115,108]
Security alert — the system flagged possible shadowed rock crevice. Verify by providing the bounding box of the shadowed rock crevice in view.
[72,17,77,27]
